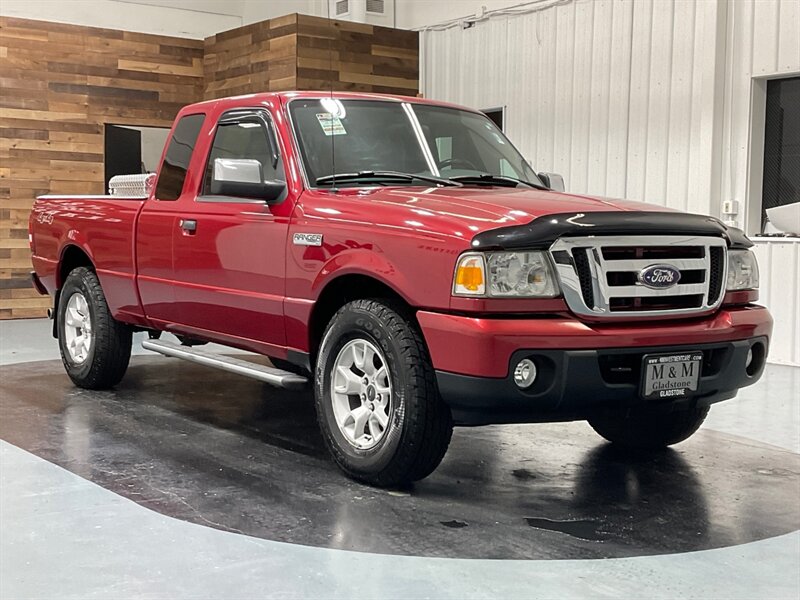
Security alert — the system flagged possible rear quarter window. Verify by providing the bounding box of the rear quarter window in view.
[155,113,206,201]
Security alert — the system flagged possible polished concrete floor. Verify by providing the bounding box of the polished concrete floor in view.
[1,318,799,598]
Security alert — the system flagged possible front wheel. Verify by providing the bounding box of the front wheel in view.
[314,299,453,487]
[58,267,132,390]
[588,405,710,449]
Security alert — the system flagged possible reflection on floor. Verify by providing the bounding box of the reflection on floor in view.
[1,319,798,598]
[1,355,799,560]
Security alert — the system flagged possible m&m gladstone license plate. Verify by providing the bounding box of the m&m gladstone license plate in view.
[641,352,703,400]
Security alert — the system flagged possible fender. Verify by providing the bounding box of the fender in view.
[283,248,419,355]
[310,248,416,306]
[57,235,96,287]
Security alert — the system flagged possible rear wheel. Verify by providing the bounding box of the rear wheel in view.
[314,299,453,487]
[58,267,132,390]
[588,406,710,449]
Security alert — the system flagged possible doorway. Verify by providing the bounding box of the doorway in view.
[761,76,800,232]
[481,107,505,132]
[104,125,170,192]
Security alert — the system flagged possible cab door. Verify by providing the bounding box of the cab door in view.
[169,108,294,352]
[137,112,207,327]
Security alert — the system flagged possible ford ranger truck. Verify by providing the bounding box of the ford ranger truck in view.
[28,92,772,487]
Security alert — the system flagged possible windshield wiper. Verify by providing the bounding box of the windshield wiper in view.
[448,173,549,191]
[316,171,461,187]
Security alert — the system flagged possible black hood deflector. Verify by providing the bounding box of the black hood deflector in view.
[470,211,753,250]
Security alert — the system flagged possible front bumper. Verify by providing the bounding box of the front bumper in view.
[418,305,773,378]
[436,337,767,425]
[417,305,773,425]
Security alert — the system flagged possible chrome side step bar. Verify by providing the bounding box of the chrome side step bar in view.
[141,339,308,390]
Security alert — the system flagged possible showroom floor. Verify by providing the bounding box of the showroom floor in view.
[1,318,798,599]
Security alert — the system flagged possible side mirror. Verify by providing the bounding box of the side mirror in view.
[210,158,285,203]
[538,172,565,192]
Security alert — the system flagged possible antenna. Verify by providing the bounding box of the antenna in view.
[326,0,337,192]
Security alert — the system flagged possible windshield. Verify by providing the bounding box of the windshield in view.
[288,99,542,187]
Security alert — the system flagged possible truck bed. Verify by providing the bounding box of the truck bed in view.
[30,194,148,324]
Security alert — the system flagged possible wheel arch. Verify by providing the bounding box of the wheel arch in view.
[58,244,95,288]
[52,245,95,338]
[308,272,418,365]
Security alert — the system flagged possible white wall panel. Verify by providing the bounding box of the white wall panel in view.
[721,0,800,234]
[752,240,800,366]
[421,0,719,214]
[605,0,634,200]
[119,0,244,15]
[242,0,327,24]
[397,0,529,30]
[0,0,243,38]
[422,0,799,222]
[778,0,800,71]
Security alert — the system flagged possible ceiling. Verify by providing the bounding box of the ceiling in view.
[113,0,245,17]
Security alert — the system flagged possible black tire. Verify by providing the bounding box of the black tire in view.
[588,405,710,449]
[314,299,453,487]
[58,267,132,390]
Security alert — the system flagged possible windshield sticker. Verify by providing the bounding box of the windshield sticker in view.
[316,113,347,136]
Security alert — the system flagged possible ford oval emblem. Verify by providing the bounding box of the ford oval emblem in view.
[638,264,681,289]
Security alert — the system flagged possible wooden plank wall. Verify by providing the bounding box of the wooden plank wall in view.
[1,14,418,319]
[203,14,299,99]
[294,15,419,95]
[204,14,419,99]
[0,17,204,319]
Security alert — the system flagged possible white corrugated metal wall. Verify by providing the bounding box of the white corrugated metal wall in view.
[421,0,724,213]
[420,0,800,365]
[721,0,800,233]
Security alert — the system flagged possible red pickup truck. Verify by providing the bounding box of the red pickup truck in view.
[29,91,772,486]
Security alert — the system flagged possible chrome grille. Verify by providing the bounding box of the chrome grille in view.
[549,235,728,318]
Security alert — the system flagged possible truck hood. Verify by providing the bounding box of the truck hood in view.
[366,186,666,225]
[313,186,750,249]
[329,185,672,241]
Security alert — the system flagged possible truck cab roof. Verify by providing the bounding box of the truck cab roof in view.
[181,90,481,116]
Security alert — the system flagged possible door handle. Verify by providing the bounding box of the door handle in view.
[179,219,197,234]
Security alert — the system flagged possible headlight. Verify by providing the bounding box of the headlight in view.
[726,250,759,291]
[453,251,558,297]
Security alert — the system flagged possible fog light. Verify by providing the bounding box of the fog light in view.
[513,358,537,389]
[746,348,754,369]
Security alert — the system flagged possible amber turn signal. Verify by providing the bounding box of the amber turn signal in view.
[453,254,486,296]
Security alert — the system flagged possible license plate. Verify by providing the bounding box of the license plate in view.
[641,352,703,400]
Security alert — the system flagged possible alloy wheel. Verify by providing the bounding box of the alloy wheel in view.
[331,338,393,449]
[63,292,93,364]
